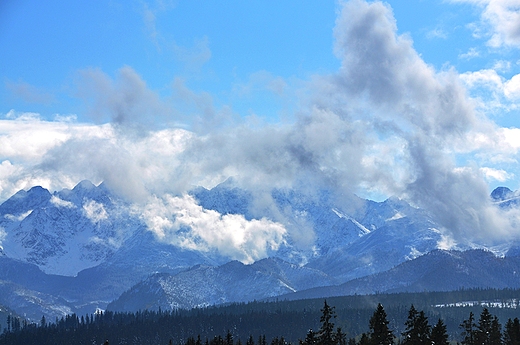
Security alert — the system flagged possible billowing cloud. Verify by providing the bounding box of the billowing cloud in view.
[480,167,514,181]
[140,194,287,264]
[451,0,520,48]
[2,0,520,258]
[323,0,519,243]
[505,74,520,99]
[460,69,520,114]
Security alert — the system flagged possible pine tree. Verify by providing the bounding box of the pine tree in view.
[226,330,233,345]
[335,328,347,345]
[490,316,502,345]
[301,329,317,345]
[475,308,502,345]
[368,304,394,345]
[430,319,448,345]
[318,301,336,345]
[505,318,520,345]
[461,312,477,345]
[402,305,431,345]
[358,333,370,345]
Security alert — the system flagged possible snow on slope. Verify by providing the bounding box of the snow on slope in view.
[0,181,139,276]
[107,258,338,312]
[0,180,518,318]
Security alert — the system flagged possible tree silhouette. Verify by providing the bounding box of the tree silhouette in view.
[368,304,394,345]
[402,305,430,345]
[318,301,336,345]
[460,312,477,345]
[430,319,448,345]
[505,318,520,345]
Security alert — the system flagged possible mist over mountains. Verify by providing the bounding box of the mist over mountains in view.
[0,179,519,321]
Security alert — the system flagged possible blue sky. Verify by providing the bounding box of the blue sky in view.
[3,0,517,124]
[1,0,520,245]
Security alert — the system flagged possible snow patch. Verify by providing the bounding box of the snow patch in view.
[278,279,296,293]
[434,299,520,309]
[386,212,404,221]
[332,208,370,235]
[405,246,423,260]
[0,227,6,250]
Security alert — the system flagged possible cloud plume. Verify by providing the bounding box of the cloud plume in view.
[2,0,520,260]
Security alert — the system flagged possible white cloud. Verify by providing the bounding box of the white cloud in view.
[50,195,75,208]
[2,0,520,251]
[83,200,108,223]
[504,73,520,99]
[451,0,520,48]
[4,210,32,222]
[484,0,520,48]
[460,69,503,89]
[480,167,514,181]
[459,47,480,60]
[460,69,520,113]
[140,194,287,264]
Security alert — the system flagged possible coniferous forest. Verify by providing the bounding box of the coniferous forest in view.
[2,288,520,345]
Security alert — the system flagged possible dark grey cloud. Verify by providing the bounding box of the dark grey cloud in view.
[75,66,176,131]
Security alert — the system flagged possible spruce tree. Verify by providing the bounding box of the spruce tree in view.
[368,304,394,345]
[318,301,336,345]
[226,330,233,345]
[335,328,347,345]
[301,329,317,345]
[430,319,448,345]
[358,333,370,345]
[475,308,502,345]
[505,318,520,345]
[402,305,431,345]
[490,316,502,345]
[460,312,477,345]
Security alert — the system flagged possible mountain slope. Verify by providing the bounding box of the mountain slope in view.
[278,249,520,301]
[0,181,138,276]
[107,257,337,312]
[0,181,517,319]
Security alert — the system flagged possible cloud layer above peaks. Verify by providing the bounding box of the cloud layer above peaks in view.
[2,0,520,260]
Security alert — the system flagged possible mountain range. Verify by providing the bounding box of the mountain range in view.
[0,180,519,321]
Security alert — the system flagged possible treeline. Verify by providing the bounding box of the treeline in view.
[1,299,520,345]
[2,288,520,344]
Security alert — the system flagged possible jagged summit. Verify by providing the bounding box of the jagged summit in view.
[0,185,51,215]
[1,179,520,320]
[72,179,97,191]
[0,180,135,277]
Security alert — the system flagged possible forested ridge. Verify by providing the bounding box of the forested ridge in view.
[2,288,520,345]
